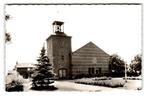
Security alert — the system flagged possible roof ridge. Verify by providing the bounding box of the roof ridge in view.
[72,41,93,54]
[72,41,109,56]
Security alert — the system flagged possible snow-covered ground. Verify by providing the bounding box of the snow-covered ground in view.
[54,80,113,92]
[24,78,142,92]
[54,80,142,92]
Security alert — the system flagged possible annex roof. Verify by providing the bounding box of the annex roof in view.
[15,63,36,68]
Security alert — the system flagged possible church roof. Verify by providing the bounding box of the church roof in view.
[72,41,109,56]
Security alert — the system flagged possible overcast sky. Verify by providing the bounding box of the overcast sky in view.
[5,4,142,73]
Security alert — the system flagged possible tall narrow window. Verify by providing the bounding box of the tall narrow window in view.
[61,55,64,60]
[99,68,102,74]
[91,68,94,74]
[88,67,95,75]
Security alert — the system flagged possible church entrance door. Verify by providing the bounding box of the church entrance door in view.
[58,69,67,79]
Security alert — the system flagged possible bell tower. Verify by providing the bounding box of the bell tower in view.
[53,21,64,33]
[47,21,72,79]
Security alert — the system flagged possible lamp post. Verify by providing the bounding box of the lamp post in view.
[125,62,127,83]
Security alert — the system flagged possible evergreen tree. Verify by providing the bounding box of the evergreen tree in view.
[32,46,54,88]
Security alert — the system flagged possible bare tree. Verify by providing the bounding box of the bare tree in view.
[5,14,11,43]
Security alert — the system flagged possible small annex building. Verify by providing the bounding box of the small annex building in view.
[14,62,36,78]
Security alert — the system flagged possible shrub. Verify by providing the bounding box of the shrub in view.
[31,85,57,91]
[6,70,25,92]
[6,80,23,91]
[122,77,142,80]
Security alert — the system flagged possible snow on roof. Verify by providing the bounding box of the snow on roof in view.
[15,63,36,68]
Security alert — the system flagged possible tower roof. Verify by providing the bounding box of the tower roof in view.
[52,21,64,25]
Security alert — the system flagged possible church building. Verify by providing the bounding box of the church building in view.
[46,21,110,79]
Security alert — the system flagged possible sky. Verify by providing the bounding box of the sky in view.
[5,4,142,73]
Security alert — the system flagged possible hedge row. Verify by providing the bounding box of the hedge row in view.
[75,78,125,88]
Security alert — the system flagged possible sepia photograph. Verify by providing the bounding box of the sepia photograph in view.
[4,3,142,92]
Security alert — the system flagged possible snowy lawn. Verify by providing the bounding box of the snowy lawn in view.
[23,77,142,92]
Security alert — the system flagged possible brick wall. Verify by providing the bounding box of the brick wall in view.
[47,35,72,79]
[72,42,110,78]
